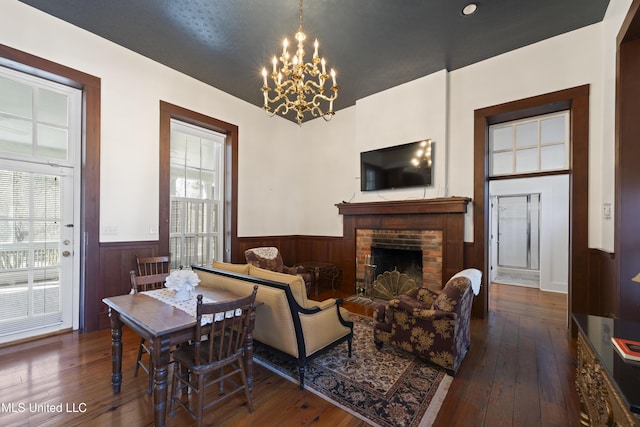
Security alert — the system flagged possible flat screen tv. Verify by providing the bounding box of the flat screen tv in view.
[360,139,434,191]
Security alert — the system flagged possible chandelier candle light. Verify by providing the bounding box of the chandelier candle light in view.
[165,269,201,301]
[261,0,339,125]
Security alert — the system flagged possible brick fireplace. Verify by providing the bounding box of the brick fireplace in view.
[337,197,470,292]
[356,229,443,288]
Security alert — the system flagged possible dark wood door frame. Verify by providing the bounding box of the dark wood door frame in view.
[0,44,101,332]
[473,85,590,327]
[616,0,640,321]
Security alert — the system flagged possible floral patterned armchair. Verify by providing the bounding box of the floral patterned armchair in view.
[244,247,312,296]
[373,269,482,375]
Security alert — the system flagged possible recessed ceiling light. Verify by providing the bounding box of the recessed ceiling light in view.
[462,3,478,16]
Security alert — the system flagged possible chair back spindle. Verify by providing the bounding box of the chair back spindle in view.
[194,286,258,366]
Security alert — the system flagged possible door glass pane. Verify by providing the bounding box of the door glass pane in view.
[530,194,540,270]
[37,124,68,160]
[515,122,537,148]
[540,144,565,170]
[515,148,537,173]
[0,117,33,155]
[490,126,512,151]
[38,89,68,126]
[0,169,63,335]
[491,151,513,175]
[0,76,32,118]
[541,116,565,144]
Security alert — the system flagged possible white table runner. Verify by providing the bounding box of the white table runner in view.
[142,288,214,325]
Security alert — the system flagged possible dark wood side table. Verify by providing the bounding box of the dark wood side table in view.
[297,261,339,297]
[573,313,640,426]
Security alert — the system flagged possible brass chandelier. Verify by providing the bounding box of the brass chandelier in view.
[261,0,339,125]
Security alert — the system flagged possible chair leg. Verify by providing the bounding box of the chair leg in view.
[238,361,254,412]
[196,372,204,427]
[134,338,145,377]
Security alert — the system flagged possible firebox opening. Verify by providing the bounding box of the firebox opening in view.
[371,246,423,287]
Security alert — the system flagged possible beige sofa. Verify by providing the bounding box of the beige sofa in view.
[193,262,353,389]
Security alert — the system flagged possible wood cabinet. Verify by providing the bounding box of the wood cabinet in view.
[574,314,640,426]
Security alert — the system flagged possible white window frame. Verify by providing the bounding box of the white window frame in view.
[489,111,569,177]
[169,119,224,269]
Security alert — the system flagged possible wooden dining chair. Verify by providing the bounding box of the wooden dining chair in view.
[131,255,171,394]
[169,286,259,426]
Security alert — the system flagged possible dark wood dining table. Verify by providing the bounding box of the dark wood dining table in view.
[103,287,258,427]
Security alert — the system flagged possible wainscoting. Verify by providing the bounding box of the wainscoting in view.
[91,229,615,332]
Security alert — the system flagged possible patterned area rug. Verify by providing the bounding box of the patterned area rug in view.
[253,314,452,427]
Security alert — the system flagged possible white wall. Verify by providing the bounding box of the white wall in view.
[2,0,632,251]
[298,1,629,252]
[449,24,604,244]
[490,176,569,293]
[1,0,300,242]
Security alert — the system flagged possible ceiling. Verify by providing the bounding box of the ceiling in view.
[18,0,610,122]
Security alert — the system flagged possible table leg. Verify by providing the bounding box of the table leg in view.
[313,267,320,297]
[151,335,172,427]
[108,308,123,394]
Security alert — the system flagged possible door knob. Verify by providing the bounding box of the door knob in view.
[62,250,71,257]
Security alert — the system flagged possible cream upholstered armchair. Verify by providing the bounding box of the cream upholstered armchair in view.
[373,269,481,375]
[244,247,312,295]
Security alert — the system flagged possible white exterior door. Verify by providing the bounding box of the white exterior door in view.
[0,66,80,343]
[0,162,75,342]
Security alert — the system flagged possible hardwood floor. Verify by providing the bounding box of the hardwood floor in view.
[0,283,579,426]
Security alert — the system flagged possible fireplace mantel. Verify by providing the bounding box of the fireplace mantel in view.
[337,197,471,290]
[336,197,471,216]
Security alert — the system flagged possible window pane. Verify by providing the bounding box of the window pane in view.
[0,76,32,118]
[211,204,218,233]
[185,167,202,199]
[37,124,68,160]
[541,116,565,144]
[38,89,68,126]
[169,237,181,269]
[170,200,182,233]
[490,126,512,151]
[170,132,187,167]
[170,120,224,268]
[515,148,538,173]
[201,139,216,172]
[185,135,201,168]
[201,170,215,199]
[170,165,185,197]
[540,144,565,170]
[515,122,537,148]
[491,151,513,175]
